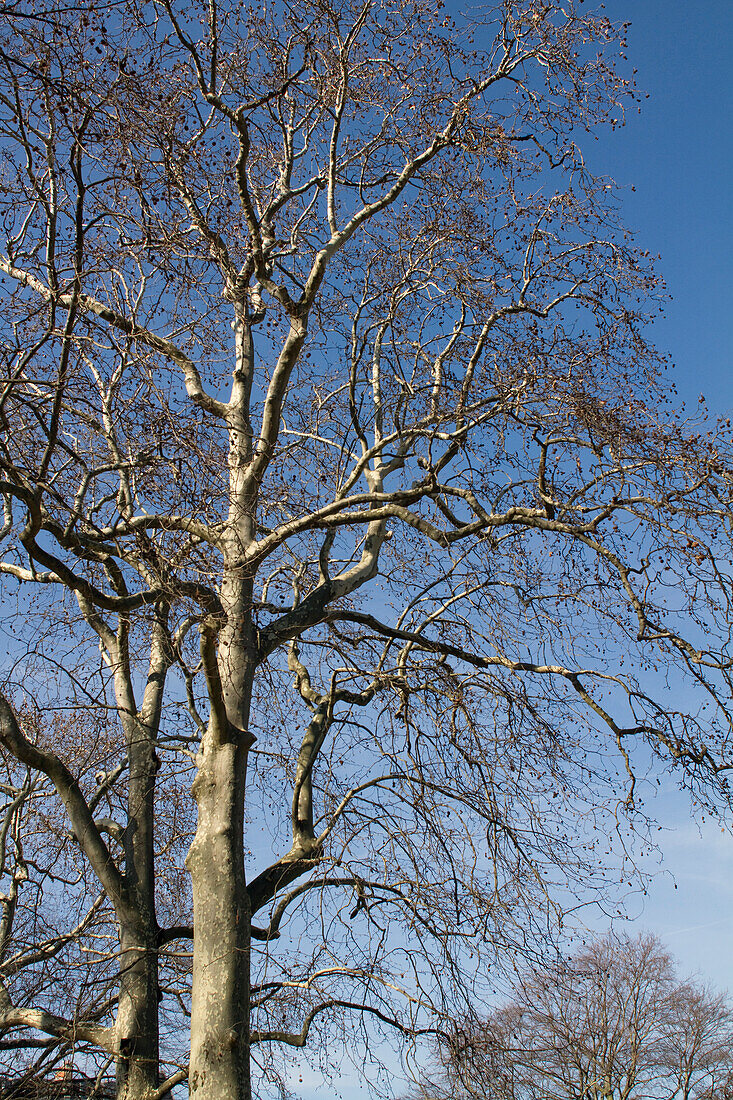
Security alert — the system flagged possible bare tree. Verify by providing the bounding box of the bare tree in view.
[421,933,733,1100]
[1,2,733,1099]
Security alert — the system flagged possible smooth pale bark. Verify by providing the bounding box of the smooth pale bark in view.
[187,571,256,1100]
[185,306,260,1100]
[187,736,253,1100]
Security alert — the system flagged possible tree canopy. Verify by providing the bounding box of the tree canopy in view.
[416,932,733,1100]
[1,2,733,1099]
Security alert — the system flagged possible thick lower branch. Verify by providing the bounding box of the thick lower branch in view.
[247,852,322,918]
[0,695,132,923]
[0,989,114,1053]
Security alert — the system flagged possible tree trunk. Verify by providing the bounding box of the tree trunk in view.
[187,572,256,1100]
[116,928,159,1100]
[116,724,160,1100]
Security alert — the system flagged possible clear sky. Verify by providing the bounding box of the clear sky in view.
[290,3,733,1096]
[588,0,733,992]
[597,0,732,414]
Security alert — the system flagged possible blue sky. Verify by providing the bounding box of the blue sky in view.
[289,4,733,1097]
[587,0,733,992]
[598,0,732,413]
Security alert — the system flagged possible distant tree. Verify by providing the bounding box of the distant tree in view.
[420,933,733,1100]
[1,2,733,1100]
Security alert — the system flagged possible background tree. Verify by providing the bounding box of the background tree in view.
[418,932,733,1100]
[1,2,733,1099]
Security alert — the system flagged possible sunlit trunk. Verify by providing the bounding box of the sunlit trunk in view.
[187,571,256,1100]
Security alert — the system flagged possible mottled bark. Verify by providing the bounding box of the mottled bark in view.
[187,570,256,1100]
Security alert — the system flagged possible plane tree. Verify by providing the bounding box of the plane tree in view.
[1,2,733,1099]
